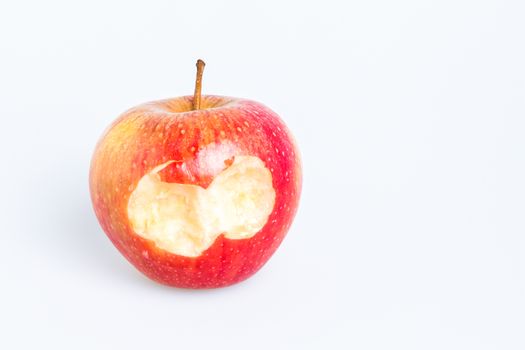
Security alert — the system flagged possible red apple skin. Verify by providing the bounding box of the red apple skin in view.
[89,95,302,288]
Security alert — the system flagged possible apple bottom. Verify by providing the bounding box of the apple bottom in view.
[111,227,286,288]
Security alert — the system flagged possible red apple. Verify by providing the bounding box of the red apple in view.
[89,60,302,288]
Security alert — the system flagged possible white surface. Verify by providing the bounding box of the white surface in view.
[1,0,524,349]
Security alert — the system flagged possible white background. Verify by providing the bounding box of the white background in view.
[1,0,524,349]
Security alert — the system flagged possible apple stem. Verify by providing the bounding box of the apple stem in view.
[193,59,206,110]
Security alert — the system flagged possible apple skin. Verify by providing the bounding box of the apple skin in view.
[89,95,302,288]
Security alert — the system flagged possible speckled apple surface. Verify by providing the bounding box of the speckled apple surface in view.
[89,95,302,288]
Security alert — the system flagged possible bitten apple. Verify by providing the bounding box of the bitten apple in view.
[89,60,301,288]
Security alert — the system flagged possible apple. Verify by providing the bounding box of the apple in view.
[90,60,302,288]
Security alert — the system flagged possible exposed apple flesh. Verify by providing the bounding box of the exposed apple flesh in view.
[127,156,276,257]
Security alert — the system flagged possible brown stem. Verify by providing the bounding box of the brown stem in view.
[193,59,206,110]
